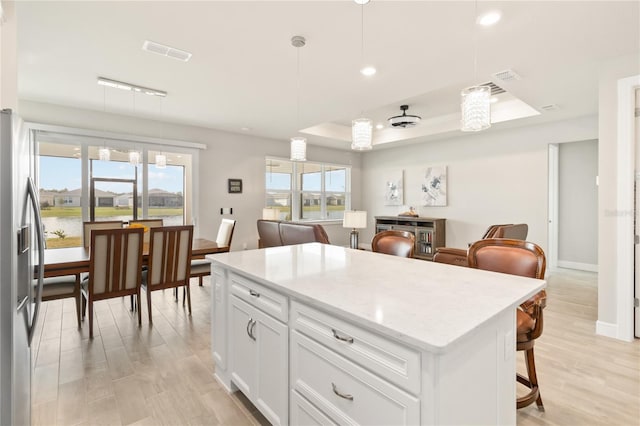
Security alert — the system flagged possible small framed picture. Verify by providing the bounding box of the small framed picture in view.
[228,178,243,194]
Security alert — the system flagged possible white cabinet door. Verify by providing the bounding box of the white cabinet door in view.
[230,295,289,426]
[230,296,257,397]
[254,305,288,426]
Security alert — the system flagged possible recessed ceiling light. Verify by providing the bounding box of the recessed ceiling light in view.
[241,127,251,132]
[490,97,499,104]
[375,124,384,130]
[477,11,502,26]
[354,0,370,4]
[360,66,377,76]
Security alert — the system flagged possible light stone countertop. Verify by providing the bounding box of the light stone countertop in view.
[207,243,546,352]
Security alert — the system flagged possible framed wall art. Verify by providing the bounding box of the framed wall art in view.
[383,170,404,206]
[422,166,447,206]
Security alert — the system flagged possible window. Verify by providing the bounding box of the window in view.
[265,157,350,221]
[35,131,196,248]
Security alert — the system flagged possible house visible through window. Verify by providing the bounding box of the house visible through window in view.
[265,157,350,221]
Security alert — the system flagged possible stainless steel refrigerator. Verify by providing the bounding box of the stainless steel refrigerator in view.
[0,109,45,425]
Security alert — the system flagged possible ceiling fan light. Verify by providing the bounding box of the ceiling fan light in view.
[290,137,307,161]
[461,85,491,132]
[351,118,373,150]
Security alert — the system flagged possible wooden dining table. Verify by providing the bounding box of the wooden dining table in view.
[43,238,227,278]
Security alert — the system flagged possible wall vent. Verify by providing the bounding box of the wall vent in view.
[540,104,560,111]
[143,40,192,62]
[492,69,522,83]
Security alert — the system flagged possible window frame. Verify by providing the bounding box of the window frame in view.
[266,157,351,223]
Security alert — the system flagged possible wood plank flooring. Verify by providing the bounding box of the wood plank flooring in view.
[32,269,640,425]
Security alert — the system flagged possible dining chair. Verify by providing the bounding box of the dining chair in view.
[129,219,164,244]
[190,219,235,286]
[41,274,82,328]
[143,225,194,323]
[82,220,124,248]
[81,227,144,338]
[467,238,547,411]
[371,230,416,258]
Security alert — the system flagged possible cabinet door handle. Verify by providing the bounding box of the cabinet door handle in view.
[249,290,260,298]
[249,319,257,340]
[331,328,354,344]
[331,382,354,401]
[247,318,256,341]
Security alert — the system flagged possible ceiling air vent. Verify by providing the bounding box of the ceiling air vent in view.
[540,104,560,112]
[492,69,522,83]
[143,40,192,62]
[480,82,506,96]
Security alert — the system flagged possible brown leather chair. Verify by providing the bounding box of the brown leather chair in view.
[467,238,546,411]
[371,230,416,258]
[433,223,528,267]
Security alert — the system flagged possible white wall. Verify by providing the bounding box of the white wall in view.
[558,140,598,269]
[597,53,640,328]
[19,100,363,250]
[361,116,598,252]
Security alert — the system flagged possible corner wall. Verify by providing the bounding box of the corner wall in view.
[361,116,598,253]
[19,100,362,250]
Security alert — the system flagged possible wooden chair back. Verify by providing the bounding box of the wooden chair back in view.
[216,219,236,248]
[147,225,194,291]
[83,220,123,248]
[371,230,416,258]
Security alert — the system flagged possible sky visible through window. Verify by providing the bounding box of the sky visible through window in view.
[40,156,184,193]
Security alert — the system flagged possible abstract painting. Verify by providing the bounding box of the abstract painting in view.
[422,166,447,206]
[383,170,404,206]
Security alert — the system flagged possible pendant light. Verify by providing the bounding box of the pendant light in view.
[461,0,491,132]
[129,91,141,166]
[155,97,167,168]
[99,85,111,161]
[290,35,307,161]
[352,1,373,150]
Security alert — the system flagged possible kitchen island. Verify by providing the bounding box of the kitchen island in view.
[207,243,545,425]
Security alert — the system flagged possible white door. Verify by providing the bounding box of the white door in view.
[635,88,640,338]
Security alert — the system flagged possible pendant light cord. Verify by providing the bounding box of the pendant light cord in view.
[296,44,300,131]
[473,0,478,82]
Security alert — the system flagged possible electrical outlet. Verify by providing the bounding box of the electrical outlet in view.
[220,207,233,215]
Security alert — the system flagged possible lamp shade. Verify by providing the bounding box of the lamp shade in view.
[262,208,280,220]
[351,118,373,150]
[460,85,491,132]
[129,150,140,166]
[343,210,367,229]
[290,137,307,161]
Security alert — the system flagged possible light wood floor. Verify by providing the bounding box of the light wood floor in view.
[32,269,639,425]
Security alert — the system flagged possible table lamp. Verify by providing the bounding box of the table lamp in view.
[262,208,280,220]
[343,210,367,249]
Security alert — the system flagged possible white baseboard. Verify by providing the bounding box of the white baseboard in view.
[595,320,618,339]
[557,260,598,272]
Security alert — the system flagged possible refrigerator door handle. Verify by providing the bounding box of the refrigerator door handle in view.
[26,177,44,345]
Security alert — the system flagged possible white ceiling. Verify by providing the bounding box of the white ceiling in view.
[17,1,640,150]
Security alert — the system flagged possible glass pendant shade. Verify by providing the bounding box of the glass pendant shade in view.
[461,85,491,132]
[155,153,167,169]
[351,118,373,150]
[128,150,140,166]
[99,147,110,161]
[290,137,307,161]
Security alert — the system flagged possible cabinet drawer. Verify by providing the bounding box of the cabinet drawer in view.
[291,331,420,426]
[291,390,337,426]
[291,301,420,394]
[230,272,288,322]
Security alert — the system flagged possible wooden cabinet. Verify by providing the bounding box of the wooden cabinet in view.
[375,216,446,260]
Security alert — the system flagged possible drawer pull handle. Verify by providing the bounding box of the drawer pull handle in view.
[331,329,354,344]
[331,383,354,401]
[247,318,256,341]
[249,290,260,298]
